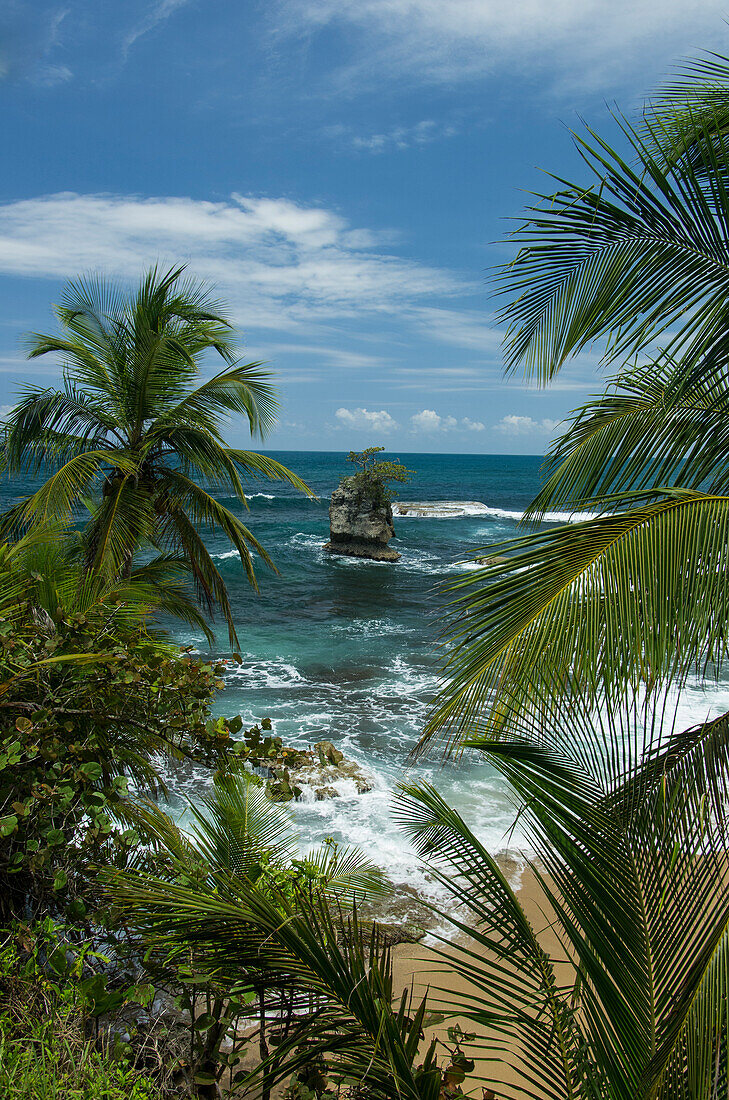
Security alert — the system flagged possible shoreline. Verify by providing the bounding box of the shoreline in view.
[390,865,557,1099]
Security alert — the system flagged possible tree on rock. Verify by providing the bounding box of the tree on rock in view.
[345,447,414,507]
[324,448,415,562]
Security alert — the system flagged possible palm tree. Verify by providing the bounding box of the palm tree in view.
[8,520,216,642]
[0,266,311,647]
[423,52,729,747]
[110,773,423,1100]
[109,686,729,1099]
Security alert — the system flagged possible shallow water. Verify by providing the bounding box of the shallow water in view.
[6,450,729,921]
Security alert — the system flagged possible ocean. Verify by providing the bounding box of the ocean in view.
[7,450,729,920]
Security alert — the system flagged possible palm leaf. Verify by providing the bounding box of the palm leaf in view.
[496,66,729,384]
[158,361,280,438]
[424,493,729,750]
[402,690,729,1098]
[526,355,729,520]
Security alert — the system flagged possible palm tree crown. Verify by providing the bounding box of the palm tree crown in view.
[0,266,310,647]
[423,53,729,747]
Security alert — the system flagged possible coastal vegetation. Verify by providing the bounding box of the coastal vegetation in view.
[2,48,729,1100]
[344,447,414,507]
[426,52,729,744]
[0,265,310,646]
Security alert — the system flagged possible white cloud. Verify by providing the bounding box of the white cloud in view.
[123,0,192,57]
[411,409,449,432]
[276,0,728,94]
[410,409,484,432]
[413,308,502,353]
[495,414,559,436]
[0,191,466,333]
[335,407,398,432]
[349,119,458,154]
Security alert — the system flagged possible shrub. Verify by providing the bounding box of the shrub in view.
[0,546,241,923]
[342,447,414,507]
[0,922,162,1100]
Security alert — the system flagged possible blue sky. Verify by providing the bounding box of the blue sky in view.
[0,0,727,454]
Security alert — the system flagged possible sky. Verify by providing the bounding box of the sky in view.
[0,1,727,454]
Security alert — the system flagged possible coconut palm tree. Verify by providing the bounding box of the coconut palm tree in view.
[424,53,729,747]
[0,266,311,647]
[8,520,216,642]
[109,684,729,1099]
[109,773,422,1100]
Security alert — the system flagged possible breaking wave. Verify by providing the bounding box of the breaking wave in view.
[393,500,599,523]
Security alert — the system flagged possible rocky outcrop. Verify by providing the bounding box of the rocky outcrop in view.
[338,921,426,948]
[232,723,375,803]
[270,741,375,802]
[323,478,401,561]
[392,500,489,518]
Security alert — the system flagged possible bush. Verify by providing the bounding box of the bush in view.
[342,447,414,507]
[0,545,242,923]
[0,923,162,1100]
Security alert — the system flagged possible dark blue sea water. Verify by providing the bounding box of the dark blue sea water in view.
[8,450,729,916]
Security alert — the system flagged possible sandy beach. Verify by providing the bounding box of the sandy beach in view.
[391,868,567,1100]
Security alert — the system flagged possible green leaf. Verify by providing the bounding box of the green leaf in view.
[79,761,103,781]
[193,1071,217,1086]
[193,1012,216,1031]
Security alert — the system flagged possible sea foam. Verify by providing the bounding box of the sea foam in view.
[393,500,599,523]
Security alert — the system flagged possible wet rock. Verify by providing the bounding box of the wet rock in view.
[247,732,375,804]
[315,786,340,801]
[474,554,509,566]
[323,478,401,562]
[315,740,344,766]
[339,921,426,948]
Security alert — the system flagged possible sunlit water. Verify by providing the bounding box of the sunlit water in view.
[6,452,729,923]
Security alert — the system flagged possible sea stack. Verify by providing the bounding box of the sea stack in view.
[323,477,401,562]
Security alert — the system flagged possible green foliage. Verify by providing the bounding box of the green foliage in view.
[107,773,388,1097]
[426,51,729,743]
[495,53,729,385]
[0,922,162,1099]
[0,544,245,922]
[0,265,312,647]
[108,865,449,1100]
[343,447,414,507]
[400,688,729,1098]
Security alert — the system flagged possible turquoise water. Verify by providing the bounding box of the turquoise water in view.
[172,451,547,909]
[6,449,729,916]
[161,450,729,913]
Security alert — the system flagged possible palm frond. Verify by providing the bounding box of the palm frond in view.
[0,450,135,539]
[158,361,280,438]
[226,449,315,497]
[396,781,589,1100]
[188,772,300,875]
[526,355,729,519]
[160,467,278,577]
[424,493,729,751]
[83,477,156,579]
[160,501,240,647]
[2,387,121,473]
[402,689,729,1098]
[107,857,440,1100]
[497,105,729,383]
